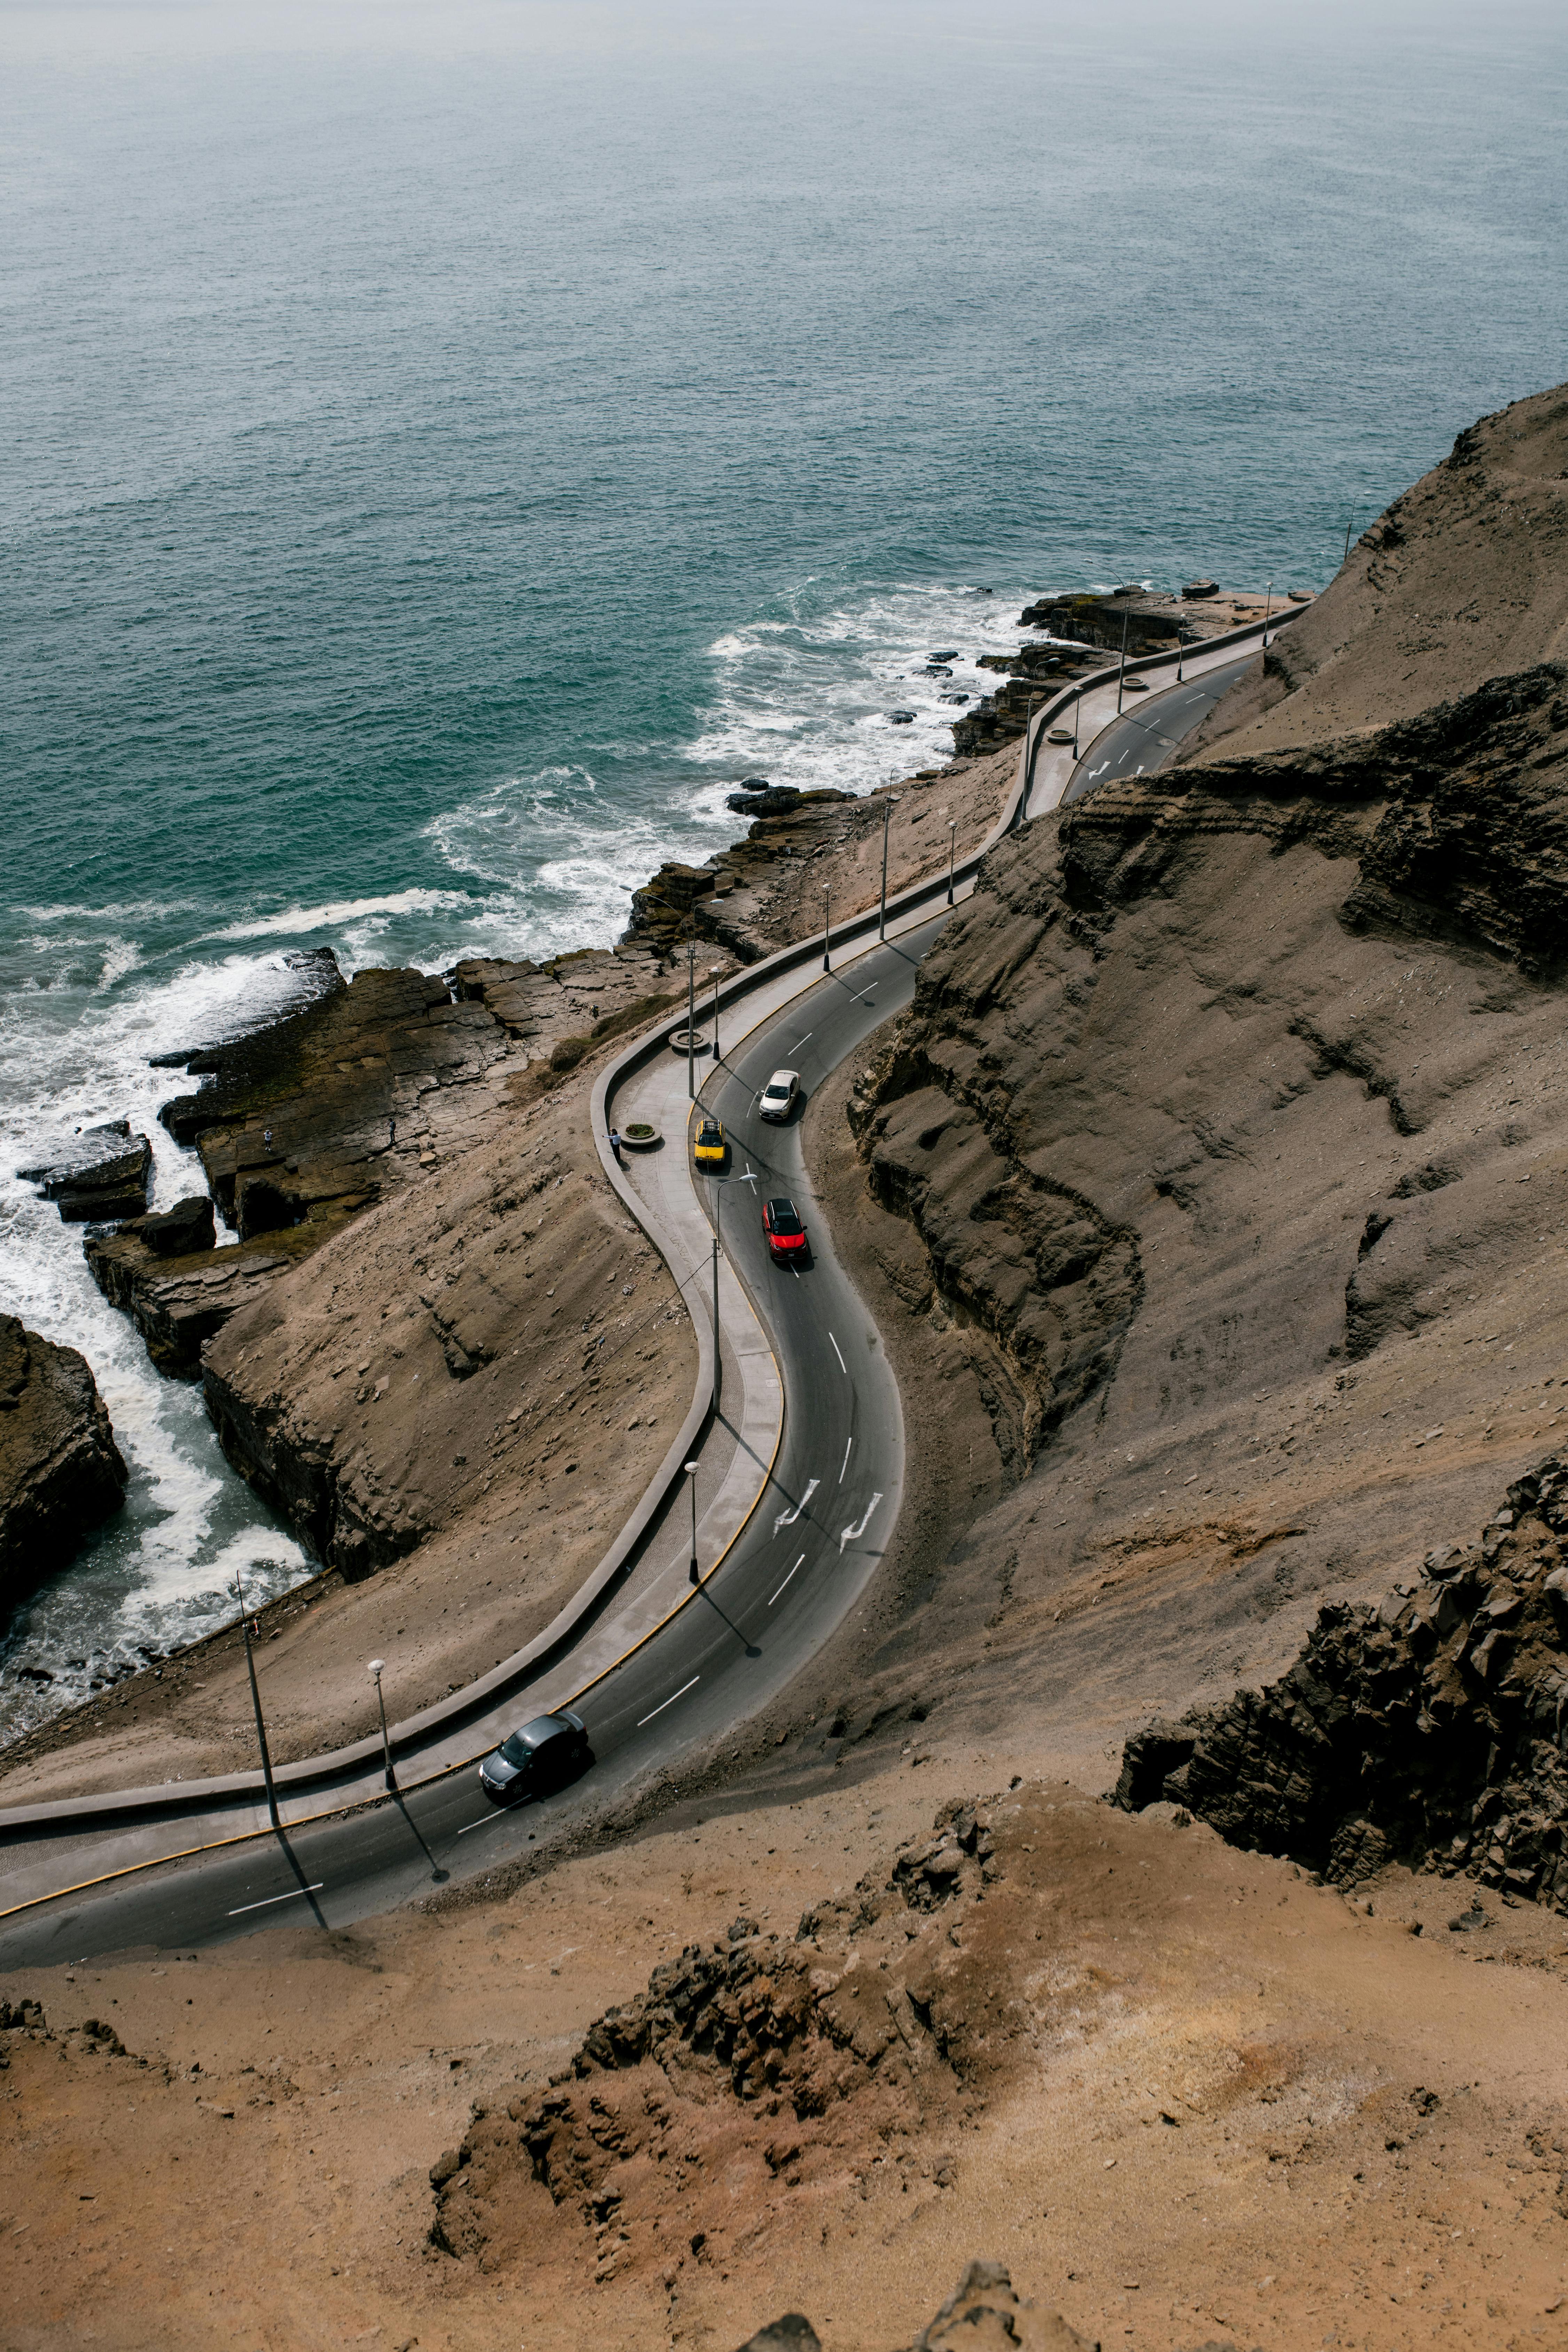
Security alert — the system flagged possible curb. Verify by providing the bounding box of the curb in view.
[0,605,1297,1844]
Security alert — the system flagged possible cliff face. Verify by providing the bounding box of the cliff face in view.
[1181,382,1568,762]
[0,1316,127,1609]
[825,386,1568,1825]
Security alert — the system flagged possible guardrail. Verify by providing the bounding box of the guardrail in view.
[0,601,1301,1845]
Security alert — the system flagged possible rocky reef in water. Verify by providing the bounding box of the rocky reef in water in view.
[0,1314,128,1612]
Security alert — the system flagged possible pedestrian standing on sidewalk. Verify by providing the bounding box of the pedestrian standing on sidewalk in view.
[609,1126,623,1165]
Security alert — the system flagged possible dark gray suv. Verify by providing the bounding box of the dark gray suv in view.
[479,1708,591,1805]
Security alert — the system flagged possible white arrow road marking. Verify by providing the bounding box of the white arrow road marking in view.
[839,1493,884,1553]
[773,1477,819,1535]
[829,1332,847,1373]
[228,1883,324,1917]
[769,1553,807,1605]
[638,1674,699,1728]
[839,1434,853,1483]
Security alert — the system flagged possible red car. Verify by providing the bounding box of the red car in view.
[762,1197,807,1261]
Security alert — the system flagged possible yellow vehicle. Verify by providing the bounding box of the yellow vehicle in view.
[693,1115,728,1168]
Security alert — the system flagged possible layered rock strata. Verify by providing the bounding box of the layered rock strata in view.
[0,1315,128,1609]
[1115,1453,1568,1908]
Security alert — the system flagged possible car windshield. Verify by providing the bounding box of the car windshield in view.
[499,1716,560,1766]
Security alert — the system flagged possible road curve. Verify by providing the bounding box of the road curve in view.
[0,919,947,1967]
[0,605,1299,1960]
[1062,651,1256,801]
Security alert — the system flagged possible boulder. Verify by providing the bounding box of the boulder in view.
[735,2321,821,2352]
[909,2263,1097,2351]
[18,1122,152,1224]
[0,1314,128,1610]
[727,787,801,817]
[124,1194,217,1259]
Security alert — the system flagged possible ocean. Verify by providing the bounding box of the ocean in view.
[2,0,1564,1735]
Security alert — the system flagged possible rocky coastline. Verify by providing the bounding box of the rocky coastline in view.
[0,1314,127,1614]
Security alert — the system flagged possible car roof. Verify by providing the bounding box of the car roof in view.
[765,1197,800,1217]
[698,1115,723,1132]
[510,1712,572,1748]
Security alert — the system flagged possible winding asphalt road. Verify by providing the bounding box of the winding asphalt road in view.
[1063,651,1255,801]
[0,919,946,1969]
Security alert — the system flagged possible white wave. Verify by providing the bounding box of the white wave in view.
[205,886,473,943]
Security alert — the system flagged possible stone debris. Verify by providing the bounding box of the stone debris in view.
[1116,1453,1568,1904]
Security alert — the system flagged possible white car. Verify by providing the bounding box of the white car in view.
[758,1068,800,1122]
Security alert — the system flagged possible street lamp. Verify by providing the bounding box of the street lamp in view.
[708,964,722,1064]
[941,809,957,907]
[367,1657,396,1792]
[686,1459,700,1583]
[878,792,901,941]
[235,1569,280,1830]
[1115,607,1130,714]
[821,882,831,974]
[686,934,696,1100]
[1262,580,1273,648]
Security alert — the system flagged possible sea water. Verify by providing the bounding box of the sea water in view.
[2,0,1563,1734]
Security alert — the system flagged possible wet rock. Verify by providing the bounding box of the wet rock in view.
[0,1314,128,1610]
[726,787,802,817]
[18,1122,152,1223]
[123,1195,217,1258]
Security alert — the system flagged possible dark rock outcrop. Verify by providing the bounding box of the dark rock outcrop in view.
[18,1121,152,1224]
[1060,659,1568,979]
[1115,1455,1568,1906]
[0,1315,127,1609]
[126,1195,215,1258]
[84,1225,317,1380]
[736,2267,1098,2352]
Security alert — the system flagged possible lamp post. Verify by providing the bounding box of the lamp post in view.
[367,1657,396,1792]
[878,792,901,940]
[709,964,721,1064]
[943,810,957,907]
[686,935,696,1100]
[1115,607,1130,714]
[1262,580,1273,647]
[711,1236,720,1412]
[686,1458,700,1583]
[1343,512,1355,568]
[235,1569,280,1830]
[821,882,831,974]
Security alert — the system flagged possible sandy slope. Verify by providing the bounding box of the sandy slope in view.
[3,1769,1567,2351]
[1180,384,1568,762]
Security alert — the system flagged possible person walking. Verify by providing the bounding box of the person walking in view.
[609,1126,623,1165]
